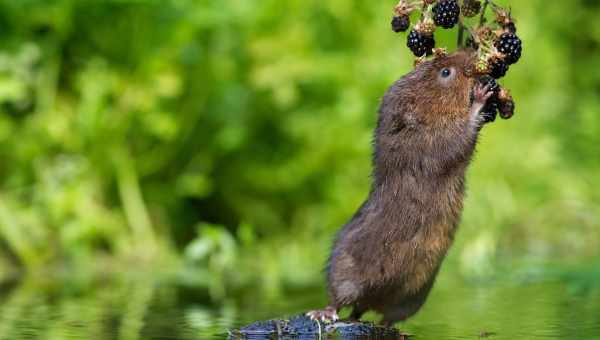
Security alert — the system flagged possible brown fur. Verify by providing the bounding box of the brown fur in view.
[324,49,483,324]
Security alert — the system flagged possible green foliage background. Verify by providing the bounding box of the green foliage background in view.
[0,0,598,298]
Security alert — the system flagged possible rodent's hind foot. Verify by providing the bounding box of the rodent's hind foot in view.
[306,306,339,323]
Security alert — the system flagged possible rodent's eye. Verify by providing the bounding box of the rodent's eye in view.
[440,68,452,78]
[437,67,457,86]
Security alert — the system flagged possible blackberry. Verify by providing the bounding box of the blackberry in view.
[497,88,515,119]
[461,0,481,18]
[407,29,435,57]
[499,99,515,119]
[495,32,522,64]
[489,58,509,79]
[391,15,410,33]
[433,0,460,29]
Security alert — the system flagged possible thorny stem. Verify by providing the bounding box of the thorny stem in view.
[488,0,501,11]
[479,0,502,27]
[479,0,489,26]
[457,19,465,48]
[420,2,432,21]
[464,25,476,42]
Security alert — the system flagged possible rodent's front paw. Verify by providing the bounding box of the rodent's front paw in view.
[470,77,501,126]
[472,82,494,106]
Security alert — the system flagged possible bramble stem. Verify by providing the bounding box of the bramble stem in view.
[487,0,501,11]
[479,0,489,26]
[457,20,465,48]
[479,0,502,26]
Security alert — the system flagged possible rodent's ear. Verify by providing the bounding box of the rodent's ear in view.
[437,66,457,86]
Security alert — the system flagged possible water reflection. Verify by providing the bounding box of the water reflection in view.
[0,268,599,339]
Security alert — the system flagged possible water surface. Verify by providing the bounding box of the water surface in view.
[0,268,599,339]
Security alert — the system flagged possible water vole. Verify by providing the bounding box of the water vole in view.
[307,49,494,326]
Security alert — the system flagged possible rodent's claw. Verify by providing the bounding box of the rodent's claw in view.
[473,83,494,105]
[306,307,339,323]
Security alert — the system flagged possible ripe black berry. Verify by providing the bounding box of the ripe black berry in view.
[495,32,522,64]
[489,58,509,79]
[499,99,515,119]
[433,0,460,29]
[391,15,410,33]
[407,29,435,57]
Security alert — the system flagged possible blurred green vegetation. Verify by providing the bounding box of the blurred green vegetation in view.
[0,0,598,302]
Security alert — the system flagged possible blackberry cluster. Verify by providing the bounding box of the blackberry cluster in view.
[389,0,523,121]
[392,15,410,33]
[433,0,460,29]
[407,29,435,57]
[495,32,522,64]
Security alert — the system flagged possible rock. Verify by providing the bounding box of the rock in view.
[229,314,406,339]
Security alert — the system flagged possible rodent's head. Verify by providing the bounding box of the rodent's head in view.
[383,49,477,127]
[375,49,481,179]
[421,49,475,98]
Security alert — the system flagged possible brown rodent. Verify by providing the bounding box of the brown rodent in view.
[307,49,493,326]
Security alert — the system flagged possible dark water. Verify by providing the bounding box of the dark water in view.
[1,269,600,339]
